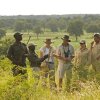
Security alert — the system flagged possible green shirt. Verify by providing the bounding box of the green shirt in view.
[7,42,28,67]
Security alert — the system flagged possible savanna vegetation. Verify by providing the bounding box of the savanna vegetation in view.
[0,14,100,100]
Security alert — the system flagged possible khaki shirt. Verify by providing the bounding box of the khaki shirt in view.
[75,48,90,68]
[56,44,74,64]
[91,42,100,69]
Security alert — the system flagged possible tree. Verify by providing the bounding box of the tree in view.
[49,25,58,32]
[47,18,58,32]
[14,21,25,32]
[40,20,46,32]
[85,23,100,33]
[34,26,43,39]
[24,23,33,35]
[67,19,83,41]
[57,18,67,31]
[0,29,6,38]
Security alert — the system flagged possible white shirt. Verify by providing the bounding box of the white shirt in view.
[40,46,55,62]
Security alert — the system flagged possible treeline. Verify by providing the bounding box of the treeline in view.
[0,14,100,39]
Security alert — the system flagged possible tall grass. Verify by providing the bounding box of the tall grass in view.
[0,58,100,100]
[0,33,100,100]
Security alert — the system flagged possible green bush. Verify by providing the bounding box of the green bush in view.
[0,58,100,100]
[0,38,14,58]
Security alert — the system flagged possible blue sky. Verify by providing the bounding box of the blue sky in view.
[0,0,100,15]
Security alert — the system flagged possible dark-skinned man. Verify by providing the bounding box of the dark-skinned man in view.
[27,43,49,71]
[7,32,28,76]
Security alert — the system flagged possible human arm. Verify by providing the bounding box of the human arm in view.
[7,45,14,61]
[53,46,70,61]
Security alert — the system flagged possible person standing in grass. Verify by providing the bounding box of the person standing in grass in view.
[90,33,100,83]
[54,35,74,91]
[27,43,49,78]
[40,38,56,87]
[7,32,28,76]
[27,43,49,71]
[74,40,90,81]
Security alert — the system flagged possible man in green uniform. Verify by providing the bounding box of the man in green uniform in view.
[7,32,28,75]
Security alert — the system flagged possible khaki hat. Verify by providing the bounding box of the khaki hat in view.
[14,32,23,38]
[94,33,100,38]
[61,35,71,42]
[44,38,54,44]
[80,40,86,44]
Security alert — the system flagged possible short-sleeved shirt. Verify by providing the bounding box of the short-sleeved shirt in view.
[7,42,28,67]
[27,52,41,67]
[75,48,90,68]
[56,44,74,64]
[91,42,100,68]
[40,45,55,63]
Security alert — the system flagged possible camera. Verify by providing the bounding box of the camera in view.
[64,49,70,58]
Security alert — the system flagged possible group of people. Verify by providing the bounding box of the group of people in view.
[7,32,100,91]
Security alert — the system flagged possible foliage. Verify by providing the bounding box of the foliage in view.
[34,26,43,39]
[0,58,100,100]
[0,33,100,100]
[0,15,100,34]
[0,38,14,57]
[46,18,58,32]
[14,20,26,32]
[85,23,100,33]
[24,23,33,34]
[67,19,83,41]
[0,29,6,38]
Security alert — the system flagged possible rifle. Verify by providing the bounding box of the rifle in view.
[27,35,31,45]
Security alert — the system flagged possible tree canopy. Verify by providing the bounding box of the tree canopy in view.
[0,14,100,35]
[67,19,83,41]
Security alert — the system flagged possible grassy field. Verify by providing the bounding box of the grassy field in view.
[0,32,100,100]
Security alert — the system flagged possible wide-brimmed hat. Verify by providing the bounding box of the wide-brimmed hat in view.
[14,32,23,38]
[61,35,71,42]
[94,33,100,38]
[80,40,86,44]
[44,38,54,44]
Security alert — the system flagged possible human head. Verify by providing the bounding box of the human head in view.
[44,38,53,46]
[14,32,23,42]
[80,40,86,48]
[61,35,71,45]
[28,43,37,52]
[93,33,100,43]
